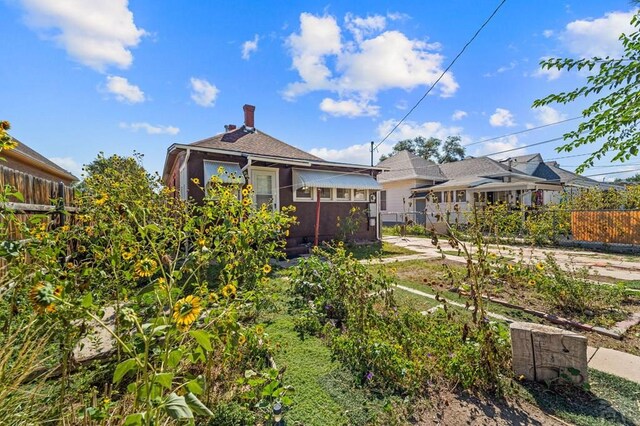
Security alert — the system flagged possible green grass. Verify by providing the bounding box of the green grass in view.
[520,369,640,426]
[347,241,417,260]
[621,280,640,290]
[393,287,441,311]
[265,315,391,425]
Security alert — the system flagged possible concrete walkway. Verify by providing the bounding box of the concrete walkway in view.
[384,236,640,281]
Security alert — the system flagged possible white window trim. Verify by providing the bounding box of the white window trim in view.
[292,188,369,202]
[179,164,188,200]
[249,166,279,211]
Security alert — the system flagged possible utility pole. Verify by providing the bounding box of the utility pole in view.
[370,141,374,167]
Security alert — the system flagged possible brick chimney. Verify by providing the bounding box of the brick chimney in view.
[243,104,255,129]
[224,124,237,132]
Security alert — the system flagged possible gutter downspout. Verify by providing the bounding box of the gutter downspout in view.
[182,148,191,198]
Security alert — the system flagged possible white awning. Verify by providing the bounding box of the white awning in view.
[293,169,381,190]
[204,161,246,184]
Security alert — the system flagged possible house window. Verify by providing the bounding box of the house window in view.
[457,191,467,203]
[353,189,367,201]
[336,188,351,201]
[429,192,442,203]
[380,190,387,211]
[318,187,332,200]
[251,168,278,211]
[296,186,312,199]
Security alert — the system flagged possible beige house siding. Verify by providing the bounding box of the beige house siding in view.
[381,179,428,213]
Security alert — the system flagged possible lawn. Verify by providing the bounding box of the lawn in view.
[346,240,417,260]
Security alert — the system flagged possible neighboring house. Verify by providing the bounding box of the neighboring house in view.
[377,150,612,225]
[376,151,446,224]
[162,104,384,254]
[4,137,78,185]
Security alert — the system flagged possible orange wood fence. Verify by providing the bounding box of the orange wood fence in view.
[571,210,640,245]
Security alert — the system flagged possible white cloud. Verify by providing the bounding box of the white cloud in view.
[473,135,522,158]
[376,119,464,143]
[50,156,82,177]
[484,61,517,77]
[542,29,554,38]
[533,105,567,125]
[319,98,379,117]
[190,77,219,107]
[489,108,516,127]
[309,141,394,164]
[451,110,467,121]
[345,13,386,44]
[20,0,146,71]
[119,122,179,135]
[561,10,636,58]
[532,57,563,81]
[283,12,457,113]
[242,34,259,60]
[105,75,145,103]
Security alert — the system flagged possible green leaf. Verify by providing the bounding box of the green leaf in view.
[123,413,144,426]
[154,372,173,389]
[244,369,257,378]
[113,358,138,384]
[167,349,182,369]
[189,330,213,352]
[11,191,24,202]
[185,392,213,417]
[185,378,204,395]
[165,392,193,419]
[81,292,93,308]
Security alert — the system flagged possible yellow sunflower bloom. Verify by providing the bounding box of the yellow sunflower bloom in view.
[172,295,202,331]
[191,177,201,185]
[95,193,109,206]
[255,325,264,335]
[242,188,249,196]
[242,198,251,206]
[122,249,136,261]
[217,166,225,175]
[134,258,158,278]
[238,334,247,345]
[536,262,544,271]
[528,279,536,286]
[221,284,237,298]
[208,292,219,303]
[29,282,57,314]
[246,184,253,192]
[262,264,272,274]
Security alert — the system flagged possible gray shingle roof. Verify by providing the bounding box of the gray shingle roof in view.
[190,126,322,161]
[10,136,78,181]
[438,156,516,179]
[377,150,446,182]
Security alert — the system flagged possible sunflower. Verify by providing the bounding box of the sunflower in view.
[262,264,272,274]
[238,334,247,345]
[172,295,202,331]
[528,279,536,286]
[255,324,265,335]
[95,193,109,206]
[242,198,251,206]
[196,237,206,247]
[246,184,253,192]
[535,262,544,271]
[29,282,57,314]
[191,177,201,185]
[208,292,219,303]
[122,249,136,261]
[134,258,158,278]
[217,166,225,175]
[242,188,249,196]
[221,284,237,298]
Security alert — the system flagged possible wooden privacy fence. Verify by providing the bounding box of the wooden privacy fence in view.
[0,165,75,205]
[571,210,640,245]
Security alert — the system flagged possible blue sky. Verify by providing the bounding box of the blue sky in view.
[1,0,638,181]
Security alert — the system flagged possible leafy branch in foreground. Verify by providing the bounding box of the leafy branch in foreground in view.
[532,11,640,173]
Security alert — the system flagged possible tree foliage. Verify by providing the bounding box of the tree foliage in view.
[379,135,465,163]
[532,11,640,173]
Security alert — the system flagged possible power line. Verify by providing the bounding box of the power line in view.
[464,116,580,148]
[584,168,640,178]
[374,0,507,151]
[546,153,590,161]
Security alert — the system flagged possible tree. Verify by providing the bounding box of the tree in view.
[614,173,640,183]
[438,136,466,163]
[532,11,640,173]
[379,135,465,163]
